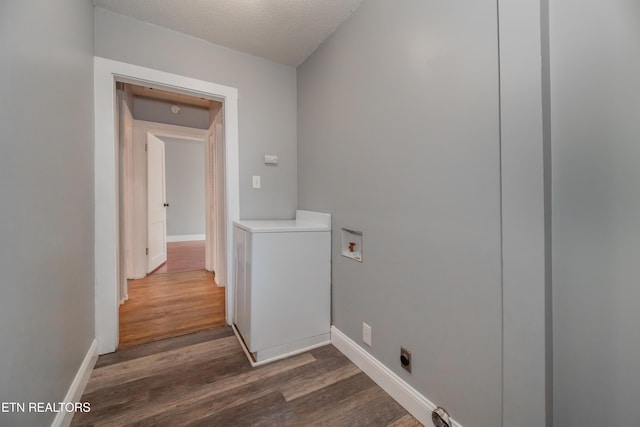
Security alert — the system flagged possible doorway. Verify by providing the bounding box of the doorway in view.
[120,117,212,283]
[153,134,206,275]
[116,81,227,348]
[94,57,240,355]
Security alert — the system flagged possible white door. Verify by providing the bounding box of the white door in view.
[147,133,167,272]
[205,120,227,285]
[214,122,227,285]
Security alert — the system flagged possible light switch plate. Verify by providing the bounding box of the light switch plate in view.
[252,175,261,189]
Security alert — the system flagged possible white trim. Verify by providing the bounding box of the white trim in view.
[94,57,240,354]
[330,326,464,427]
[50,339,98,427]
[232,325,331,368]
[127,121,208,278]
[136,120,208,141]
[167,234,206,242]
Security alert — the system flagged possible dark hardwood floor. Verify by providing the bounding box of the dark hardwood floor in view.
[72,328,421,426]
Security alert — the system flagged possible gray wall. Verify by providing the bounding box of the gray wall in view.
[297,1,502,425]
[551,0,640,425]
[162,138,206,237]
[0,1,95,426]
[133,97,210,130]
[95,7,298,220]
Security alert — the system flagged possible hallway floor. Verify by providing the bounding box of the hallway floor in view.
[151,240,206,274]
[119,269,226,349]
[119,240,225,349]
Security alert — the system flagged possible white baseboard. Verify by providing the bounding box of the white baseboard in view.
[167,234,205,242]
[330,326,463,427]
[51,339,98,427]
[232,324,330,368]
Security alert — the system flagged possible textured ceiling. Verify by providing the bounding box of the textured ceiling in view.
[93,0,364,66]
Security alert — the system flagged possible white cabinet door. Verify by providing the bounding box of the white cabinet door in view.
[234,226,251,344]
[249,231,330,353]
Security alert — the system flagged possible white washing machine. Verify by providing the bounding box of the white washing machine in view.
[233,210,331,365]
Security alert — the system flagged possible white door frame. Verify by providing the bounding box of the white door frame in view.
[94,57,240,354]
[127,121,208,279]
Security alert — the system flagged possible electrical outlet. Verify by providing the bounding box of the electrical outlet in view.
[362,323,372,347]
[400,347,411,373]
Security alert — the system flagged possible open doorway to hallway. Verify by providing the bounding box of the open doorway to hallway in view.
[116,82,227,349]
[151,133,206,275]
[95,58,240,355]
